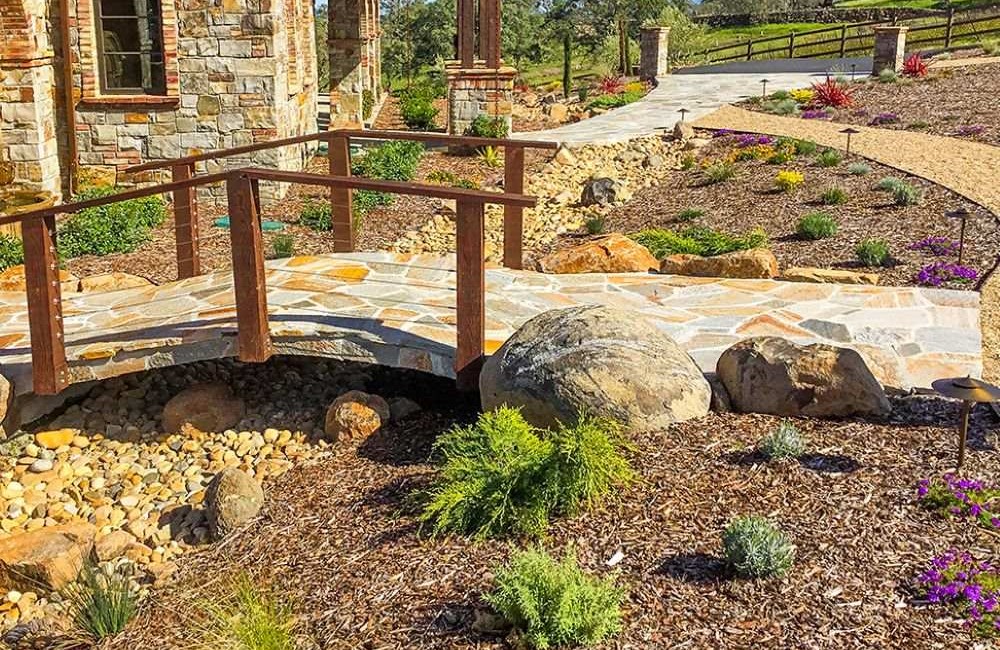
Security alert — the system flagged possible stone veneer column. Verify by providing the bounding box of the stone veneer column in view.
[872,26,908,75]
[639,27,670,81]
[445,65,516,136]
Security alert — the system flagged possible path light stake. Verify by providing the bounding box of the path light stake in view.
[840,127,860,155]
[760,79,769,98]
[678,107,689,123]
[931,377,1000,470]
[946,207,971,265]
[851,63,857,81]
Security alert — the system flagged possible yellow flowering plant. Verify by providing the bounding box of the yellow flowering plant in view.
[775,170,805,192]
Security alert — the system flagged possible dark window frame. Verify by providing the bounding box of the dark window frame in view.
[94,0,167,95]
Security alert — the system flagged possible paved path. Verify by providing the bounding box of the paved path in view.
[0,253,979,396]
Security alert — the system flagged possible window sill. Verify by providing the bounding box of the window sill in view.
[78,95,179,108]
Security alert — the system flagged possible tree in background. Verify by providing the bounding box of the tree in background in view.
[382,0,456,85]
[503,0,547,71]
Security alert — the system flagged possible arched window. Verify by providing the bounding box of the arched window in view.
[94,0,167,94]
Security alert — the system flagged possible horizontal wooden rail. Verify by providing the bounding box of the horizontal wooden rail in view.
[334,129,560,151]
[125,132,331,174]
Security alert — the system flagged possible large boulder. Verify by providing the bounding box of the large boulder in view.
[161,383,245,434]
[205,468,265,540]
[580,177,629,206]
[480,305,711,432]
[323,390,391,442]
[660,249,779,279]
[781,267,879,285]
[536,235,659,274]
[716,336,890,418]
[0,522,96,591]
[0,265,79,293]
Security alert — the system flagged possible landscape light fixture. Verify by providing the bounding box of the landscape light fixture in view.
[840,127,860,155]
[678,107,690,123]
[946,207,972,265]
[931,376,1000,470]
[760,78,770,98]
[850,63,857,81]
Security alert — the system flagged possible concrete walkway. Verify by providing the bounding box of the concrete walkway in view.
[0,252,980,396]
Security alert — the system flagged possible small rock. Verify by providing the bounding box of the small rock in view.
[34,429,76,450]
[546,103,569,123]
[27,459,53,474]
[472,609,512,635]
[205,468,264,540]
[553,146,577,166]
[323,391,390,442]
[673,120,695,141]
[685,137,711,150]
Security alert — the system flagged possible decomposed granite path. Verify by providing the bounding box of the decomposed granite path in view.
[0,252,980,397]
[693,104,1000,382]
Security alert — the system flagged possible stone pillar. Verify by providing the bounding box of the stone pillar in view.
[445,65,516,136]
[872,26,908,75]
[640,27,670,81]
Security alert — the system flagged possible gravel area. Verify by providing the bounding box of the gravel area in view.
[112,394,1000,649]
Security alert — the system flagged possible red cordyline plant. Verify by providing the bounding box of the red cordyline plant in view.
[810,78,854,108]
[903,53,929,77]
[598,75,625,95]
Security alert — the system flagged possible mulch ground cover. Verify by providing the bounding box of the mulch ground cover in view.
[543,135,1000,289]
[114,386,1000,649]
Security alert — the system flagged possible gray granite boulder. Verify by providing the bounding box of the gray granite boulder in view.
[205,468,264,540]
[480,305,711,432]
[716,336,890,418]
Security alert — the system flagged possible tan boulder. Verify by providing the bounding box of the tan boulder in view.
[547,103,569,123]
[553,146,577,166]
[673,120,695,141]
[94,529,137,562]
[0,522,96,591]
[536,235,658,274]
[323,390,391,442]
[79,272,155,293]
[660,249,779,279]
[34,428,76,450]
[0,265,79,293]
[781,267,879,285]
[161,383,245,434]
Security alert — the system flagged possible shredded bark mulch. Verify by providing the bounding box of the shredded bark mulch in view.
[541,136,999,289]
[113,392,1000,649]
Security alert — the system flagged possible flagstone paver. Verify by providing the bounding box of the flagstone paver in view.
[0,253,980,396]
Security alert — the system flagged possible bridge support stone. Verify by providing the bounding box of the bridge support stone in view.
[872,26,908,75]
[446,65,516,136]
[640,27,671,80]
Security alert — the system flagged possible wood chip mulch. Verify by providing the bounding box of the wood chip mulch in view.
[542,136,1000,289]
[113,394,1000,649]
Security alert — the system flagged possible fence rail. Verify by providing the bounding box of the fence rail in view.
[690,8,1000,64]
[9,130,556,396]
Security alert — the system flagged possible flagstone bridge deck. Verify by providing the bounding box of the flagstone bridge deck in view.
[0,252,981,397]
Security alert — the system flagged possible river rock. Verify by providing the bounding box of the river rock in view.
[205,468,264,540]
[323,390,390,442]
[161,383,245,434]
[480,305,711,432]
[660,249,779,279]
[536,234,658,274]
[716,336,891,418]
[0,522,96,591]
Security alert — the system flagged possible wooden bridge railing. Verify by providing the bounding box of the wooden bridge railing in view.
[5,155,540,395]
[125,129,558,273]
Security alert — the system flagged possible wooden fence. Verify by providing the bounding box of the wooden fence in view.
[7,130,558,396]
[691,8,1000,64]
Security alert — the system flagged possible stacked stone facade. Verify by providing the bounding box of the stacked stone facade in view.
[446,65,515,136]
[639,27,670,81]
[328,0,382,128]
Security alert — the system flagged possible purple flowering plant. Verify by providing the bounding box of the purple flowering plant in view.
[954,125,985,137]
[909,236,961,257]
[916,262,978,287]
[800,109,831,120]
[918,550,1000,637]
[917,475,1000,529]
[735,133,775,147]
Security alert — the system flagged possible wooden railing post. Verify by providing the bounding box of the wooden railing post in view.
[503,145,525,270]
[171,162,201,279]
[746,40,753,61]
[328,134,355,253]
[839,25,848,57]
[226,173,272,363]
[455,198,485,392]
[23,216,68,395]
[788,32,796,58]
[944,7,955,48]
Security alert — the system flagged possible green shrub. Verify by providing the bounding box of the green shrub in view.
[418,407,633,540]
[632,226,767,259]
[796,212,837,240]
[761,98,799,116]
[814,148,843,168]
[855,238,891,267]
[703,161,736,184]
[984,39,1000,56]
[680,153,697,171]
[426,170,458,185]
[722,516,795,578]
[58,187,166,259]
[769,90,792,100]
[0,234,24,271]
[468,114,510,139]
[908,120,930,130]
[677,207,704,222]
[847,162,871,176]
[892,182,922,206]
[586,90,643,111]
[875,176,906,192]
[585,215,606,235]
[362,89,375,121]
[479,145,503,168]
[792,139,818,156]
[486,548,624,650]
[454,177,479,190]
[64,563,139,642]
[194,574,296,650]
[299,200,332,231]
[878,68,899,83]
[399,89,438,130]
[270,234,294,259]
[820,186,849,205]
[351,141,425,215]
[759,421,806,460]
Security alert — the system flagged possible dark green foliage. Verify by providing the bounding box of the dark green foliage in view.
[586,90,643,110]
[362,89,375,121]
[815,148,843,168]
[585,215,606,235]
[722,516,795,578]
[820,186,849,205]
[486,548,624,649]
[856,238,891,267]
[399,87,439,130]
[703,161,736,184]
[0,234,24,271]
[468,114,510,139]
[299,200,333,232]
[270,234,295,259]
[418,407,633,540]
[796,212,838,240]
[676,207,704,222]
[351,141,425,216]
[58,187,166,259]
[632,226,768,260]
[65,563,139,641]
[792,139,818,156]
[680,153,697,171]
